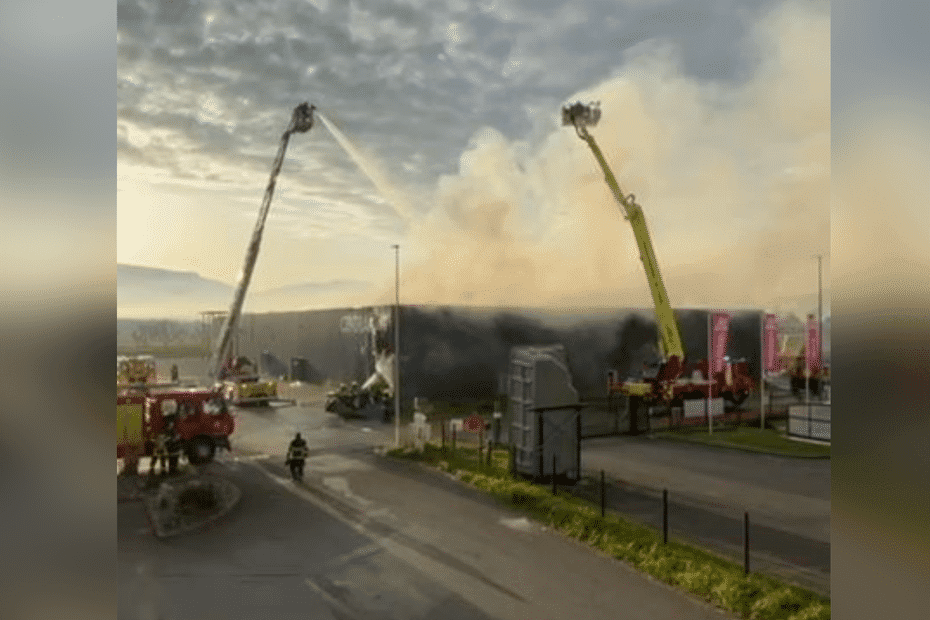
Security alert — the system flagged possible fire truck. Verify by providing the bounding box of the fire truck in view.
[561,102,754,429]
[117,355,157,387]
[116,104,316,466]
[221,355,279,406]
[117,387,235,465]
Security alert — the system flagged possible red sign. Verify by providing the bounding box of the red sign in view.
[806,314,821,374]
[710,312,731,375]
[462,414,485,433]
[763,314,780,373]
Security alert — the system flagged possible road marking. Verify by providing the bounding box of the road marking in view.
[247,461,530,620]
[328,543,382,567]
[304,577,358,617]
[323,476,373,507]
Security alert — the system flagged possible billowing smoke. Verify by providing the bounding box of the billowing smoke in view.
[394,306,763,402]
[604,313,658,378]
[727,312,764,379]
[362,0,829,317]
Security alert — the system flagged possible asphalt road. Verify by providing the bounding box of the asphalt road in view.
[579,434,830,596]
[119,400,735,620]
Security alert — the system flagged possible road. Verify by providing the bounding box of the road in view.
[119,398,735,620]
[580,434,830,595]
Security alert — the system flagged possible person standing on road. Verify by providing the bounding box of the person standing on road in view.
[151,432,169,476]
[287,433,309,481]
[170,364,179,383]
[166,422,182,475]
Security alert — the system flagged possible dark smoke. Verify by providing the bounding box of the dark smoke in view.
[726,312,763,378]
[117,306,764,404]
[605,313,658,376]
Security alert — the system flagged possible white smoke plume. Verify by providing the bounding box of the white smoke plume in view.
[357,0,829,315]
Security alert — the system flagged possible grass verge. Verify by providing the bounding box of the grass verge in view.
[653,426,830,458]
[387,443,830,620]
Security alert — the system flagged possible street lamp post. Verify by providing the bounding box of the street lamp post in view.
[392,244,401,447]
[817,254,823,397]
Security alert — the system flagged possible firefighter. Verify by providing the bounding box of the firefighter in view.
[151,432,169,476]
[166,421,183,475]
[286,433,308,481]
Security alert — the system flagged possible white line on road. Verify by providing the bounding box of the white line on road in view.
[305,577,358,618]
[328,543,382,567]
[246,462,530,620]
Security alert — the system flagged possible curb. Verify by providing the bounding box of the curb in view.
[144,474,242,538]
[648,432,831,459]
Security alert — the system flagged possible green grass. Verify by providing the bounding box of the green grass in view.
[387,443,830,620]
[654,426,830,458]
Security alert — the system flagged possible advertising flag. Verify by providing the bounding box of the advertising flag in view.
[710,312,731,375]
[764,314,780,373]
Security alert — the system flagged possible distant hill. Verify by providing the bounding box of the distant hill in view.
[118,264,235,319]
[117,263,375,319]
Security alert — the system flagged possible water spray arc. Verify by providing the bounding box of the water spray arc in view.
[315,112,413,222]
[210,103,316,382]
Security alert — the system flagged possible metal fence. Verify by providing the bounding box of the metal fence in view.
[565,470,830,597]
[788,404,831,442]
[577,396,793,438]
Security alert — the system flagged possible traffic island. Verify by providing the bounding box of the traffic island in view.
[143,474,241,538]
[385,444,830,620]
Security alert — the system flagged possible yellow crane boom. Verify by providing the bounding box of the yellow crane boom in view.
[561,102,685,366]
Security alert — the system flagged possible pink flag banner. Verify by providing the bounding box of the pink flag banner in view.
[806,314,821,374]
[710,312,731,375]
[764,314,780,373]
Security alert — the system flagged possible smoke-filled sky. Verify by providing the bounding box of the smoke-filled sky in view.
[118,0,830,317]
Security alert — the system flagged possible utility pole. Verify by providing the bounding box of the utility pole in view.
[817,254,823,392]
[760,310,766,430]
[392,244,401,447]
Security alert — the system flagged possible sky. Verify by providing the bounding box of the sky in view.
[117,0,830,318]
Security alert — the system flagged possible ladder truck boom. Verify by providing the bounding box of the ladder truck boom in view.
[561,101,754,422]
[210,102,316,383]
[562,102,685,373]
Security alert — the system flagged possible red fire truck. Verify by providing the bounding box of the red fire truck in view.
[117,387,235,465]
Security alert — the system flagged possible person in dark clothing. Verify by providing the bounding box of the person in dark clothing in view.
[170,364,180,383]
[165,420,182,475]
[151,432,169,476]
[287,433,308,481]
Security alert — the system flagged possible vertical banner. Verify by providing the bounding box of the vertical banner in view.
[806,314,821,374]
[764,314,780,373]
[710,312,731,375]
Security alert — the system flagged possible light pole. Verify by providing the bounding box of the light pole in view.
[760,310,766,430]
[817,254,823,397]
[392,244,401,447]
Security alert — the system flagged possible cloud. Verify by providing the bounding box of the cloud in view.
[117,0,826,315]
[383,0,829,314]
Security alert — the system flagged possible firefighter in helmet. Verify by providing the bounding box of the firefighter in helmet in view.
[165,419,183,475]
[287,432,309,481]
[151,431,170,476]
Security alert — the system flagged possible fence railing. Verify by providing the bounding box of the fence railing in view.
[788,404,831,441]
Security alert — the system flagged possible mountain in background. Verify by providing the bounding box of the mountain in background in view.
[117,263,374,319]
